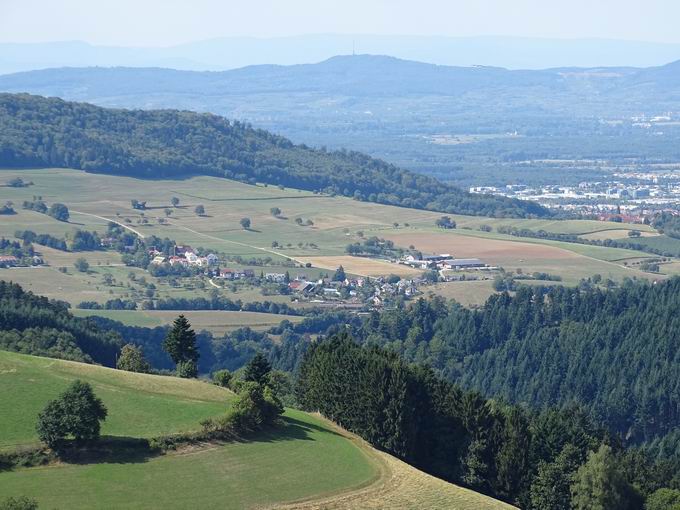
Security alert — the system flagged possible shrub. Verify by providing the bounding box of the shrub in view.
[176,360,198,378]
[0,497,39,510]
[212,369,233,388]
[116,344,150,373]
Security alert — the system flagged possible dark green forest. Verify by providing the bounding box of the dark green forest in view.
[0,93,547,218]
[0,281,121,365]
[297,334,679,508]
[352,280,680,455]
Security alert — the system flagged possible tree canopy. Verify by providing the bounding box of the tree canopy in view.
[0,93,548,218]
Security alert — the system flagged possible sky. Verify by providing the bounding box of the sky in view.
[2,0,680,46]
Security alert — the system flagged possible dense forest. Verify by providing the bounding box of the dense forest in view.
[0,281,122,365]
[0,93,547,218]
[297,334,680,508]
[351,279,680,456]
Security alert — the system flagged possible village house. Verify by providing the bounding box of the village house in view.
[169,256,189,267]
[0,255,19,267]
[150,255,167,265]
[175,245,193,256]
[289,280,315,293]
[265,273,287,283]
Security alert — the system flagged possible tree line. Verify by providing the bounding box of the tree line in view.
[297,334,680,509]
[0,93,548,218]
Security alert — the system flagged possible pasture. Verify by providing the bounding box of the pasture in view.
[0,350,231,450]
[72,309,304,335]
[0,168,669,305]
[0,350,511,510]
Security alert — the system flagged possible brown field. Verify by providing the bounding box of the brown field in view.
[275,416,516,510]
[295,255,423,277]
[382,232,658,285]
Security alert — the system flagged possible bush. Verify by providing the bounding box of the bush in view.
[201,382,283,436]
[36,380,108,449]
[212,369,233,388]
[0,497,39,510]
[116,344,150,373]
[176,359,198,378]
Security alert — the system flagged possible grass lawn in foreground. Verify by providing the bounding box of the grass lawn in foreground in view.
[0,350,231,450]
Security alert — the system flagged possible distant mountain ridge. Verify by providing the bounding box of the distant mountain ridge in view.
[0,93,547,218]
[3,54,679,98]
[2,35,680,75]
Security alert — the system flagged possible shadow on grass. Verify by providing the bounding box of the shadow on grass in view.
[247,415,343,444]
[6,415,343,469]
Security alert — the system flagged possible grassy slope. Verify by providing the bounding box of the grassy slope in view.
[0,350,512,509]
[0,168,665,306]
[0,350,231,449]
[71,309,304,334]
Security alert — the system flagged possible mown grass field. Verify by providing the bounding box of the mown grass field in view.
[0,350,231,449]
[0,350,512,509]
[0,168,668,305]
[72,309,304,335]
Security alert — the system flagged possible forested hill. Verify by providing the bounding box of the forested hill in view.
[356,278,680,456]
[0,281,122,365]
[0,93,547,218]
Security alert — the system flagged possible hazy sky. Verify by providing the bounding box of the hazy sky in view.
[2,0,680,46]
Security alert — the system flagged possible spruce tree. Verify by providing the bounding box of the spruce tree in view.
[163,315,199,377]
[243,352,272,386]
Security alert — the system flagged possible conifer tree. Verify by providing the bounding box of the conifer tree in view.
[163,315,199,378]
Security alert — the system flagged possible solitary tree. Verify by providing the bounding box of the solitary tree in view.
[195,204,205,216]
[270,207,282,217]
[164,208,173,217]
[36,380,108,449]
[243,353,272,386]
[240,217,251,230]
[116,344,150,373]
[74,258,89,273]
[48,203,69,222]
[171,196,180,207]
[332,265,346,282]
[163,315,199,378]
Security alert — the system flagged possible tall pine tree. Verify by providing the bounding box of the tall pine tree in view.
[162,315,199,378]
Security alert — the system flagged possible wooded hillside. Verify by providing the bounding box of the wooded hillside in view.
[0,93,547,218]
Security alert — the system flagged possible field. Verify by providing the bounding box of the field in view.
[426,280,497,307]
[72,309,304,335]
[0,350,512,509]
[0,350,231,449]
[0,168,669,308]
[382,230,659,285]
[296,255,422,277]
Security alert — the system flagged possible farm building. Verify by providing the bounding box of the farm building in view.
[440,258,486,270]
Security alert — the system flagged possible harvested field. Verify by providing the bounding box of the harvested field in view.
[295,255,422,277]
[383,232,658,285]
